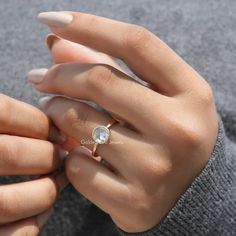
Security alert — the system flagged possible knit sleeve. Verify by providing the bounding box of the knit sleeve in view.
[117,119,236,236]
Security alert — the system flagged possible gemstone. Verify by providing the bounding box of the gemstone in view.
[92,126,110,144]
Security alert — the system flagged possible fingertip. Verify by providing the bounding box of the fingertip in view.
[65,147,90,180]
[27,68,48,84]
[38,96,51,109]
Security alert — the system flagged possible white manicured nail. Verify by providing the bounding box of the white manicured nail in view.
[38,96,51,108]
[38,12,73,27]
[28,68,48,84]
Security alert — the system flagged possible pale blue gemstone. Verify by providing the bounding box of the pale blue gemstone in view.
[92,126,110,144]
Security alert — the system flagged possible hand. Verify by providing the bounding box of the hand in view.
[28,12,218,233]
[0,94,67,235]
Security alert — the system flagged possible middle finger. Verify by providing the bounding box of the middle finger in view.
[28,63,166,132]
[41,96,142,177]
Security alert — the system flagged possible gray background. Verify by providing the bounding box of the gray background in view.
[0,0,235,235]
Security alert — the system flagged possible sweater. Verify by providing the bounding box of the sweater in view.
[0,0,235,235]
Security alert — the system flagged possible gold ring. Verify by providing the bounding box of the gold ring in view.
[92,120,117,156]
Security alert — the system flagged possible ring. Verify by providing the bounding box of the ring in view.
[92,119,117,156]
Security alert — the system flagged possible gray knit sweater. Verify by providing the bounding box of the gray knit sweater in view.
[0,0,236,236]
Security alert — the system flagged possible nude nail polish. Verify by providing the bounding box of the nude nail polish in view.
[38,12,73,28]
[38,96,51,108]
[28,68,48,84]
[46,33,60,50]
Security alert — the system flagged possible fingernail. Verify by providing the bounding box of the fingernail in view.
[37,208,54,228]
[59,149,69,161]
[38,96,51,109]
[46,33,60,50]
[28,68,48,84]
[56,172,69,191]
[38,12,73,28]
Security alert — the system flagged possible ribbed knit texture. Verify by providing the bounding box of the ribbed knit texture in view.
[118,120,236,235]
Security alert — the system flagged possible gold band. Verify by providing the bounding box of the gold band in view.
[92,143,99,157]
[92,119,117,157]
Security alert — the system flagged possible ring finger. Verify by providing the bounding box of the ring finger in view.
[40,96,141,177]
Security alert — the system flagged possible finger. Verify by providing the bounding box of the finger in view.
[0,94,50,139]
[0,173,67,224]
[28,63,164,132]
[0,208,53,236]
[0,135,66,176]
[48,123,67,145]
[46,34,123,72]
[66,147,129,218]
[40,96,138,175]
[38,12,199,95]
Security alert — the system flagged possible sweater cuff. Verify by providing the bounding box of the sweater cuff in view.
[118,119,234,236]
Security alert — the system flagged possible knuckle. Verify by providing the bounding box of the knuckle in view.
[86,64,113,92]
[145,159,170,182]
[61,103,89,130]
[123,189,159,232]
[171,120,203,148]
[127,190,153,215]
[123,25,152,51]
[199,83,215,106]
[190,81,215,107]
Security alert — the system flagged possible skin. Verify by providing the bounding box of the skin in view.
[30,13,219,233]
[0,94,68,235]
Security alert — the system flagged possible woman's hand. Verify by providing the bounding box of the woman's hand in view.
[0,94,67,235]
[28,12,219,233]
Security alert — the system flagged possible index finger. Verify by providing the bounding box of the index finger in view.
[38,11,199,95]
[0,94,50,139]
